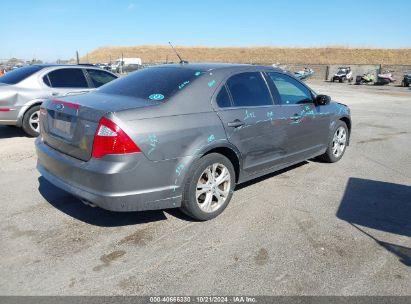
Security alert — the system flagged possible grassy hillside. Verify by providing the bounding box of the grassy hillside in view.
[81,45,411,65]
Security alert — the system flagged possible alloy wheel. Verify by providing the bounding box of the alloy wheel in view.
[332,126,347,158]
[29,110,40,133]
[196,163,231,213]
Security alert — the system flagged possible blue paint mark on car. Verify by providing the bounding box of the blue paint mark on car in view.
[208,80,216,87]
[149,94,165,101]
[207,134,216,143]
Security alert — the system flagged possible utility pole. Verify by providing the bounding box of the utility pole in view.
[76,51,79,64]
[325,66,329,81]
[121,52,124,74]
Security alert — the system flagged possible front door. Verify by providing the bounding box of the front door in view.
[266,72,332,160]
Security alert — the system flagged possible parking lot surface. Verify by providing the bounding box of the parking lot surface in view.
[0,81,410,295]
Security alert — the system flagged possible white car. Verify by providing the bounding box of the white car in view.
[0,64,118,136]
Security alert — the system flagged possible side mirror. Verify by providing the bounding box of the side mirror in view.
[316,94,331,106]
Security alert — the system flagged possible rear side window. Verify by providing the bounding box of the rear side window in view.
[226,72,273,107]
[98,67,200,100]
[0,65,43,84]
[268,72,312,105]
[216,86,231,108]
[45,68,89,88]
[87,69,117,88]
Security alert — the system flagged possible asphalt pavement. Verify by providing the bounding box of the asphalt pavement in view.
[0,81,410,295]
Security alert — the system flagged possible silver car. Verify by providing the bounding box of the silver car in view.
[0,65,117,136]
[36,64,351,221]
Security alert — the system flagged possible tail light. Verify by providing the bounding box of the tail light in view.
[51,99,80,110]
[92,117,141,158]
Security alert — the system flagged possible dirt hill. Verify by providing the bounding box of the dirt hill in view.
[81,45,411,65]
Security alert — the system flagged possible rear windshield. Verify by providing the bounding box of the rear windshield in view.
[98,67,200,101]
[0,65,44,84]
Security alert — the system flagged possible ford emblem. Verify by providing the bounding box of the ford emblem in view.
[55,104,64,111]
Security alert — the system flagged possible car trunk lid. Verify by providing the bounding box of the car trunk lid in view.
[40,92,154,161]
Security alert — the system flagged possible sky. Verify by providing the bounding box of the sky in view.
[1,0,411,62]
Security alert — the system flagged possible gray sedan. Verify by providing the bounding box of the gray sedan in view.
[36,64,351,221]
[0,64,117,136]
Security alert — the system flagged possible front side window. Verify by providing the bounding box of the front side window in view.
[226,72,273,107]
[45,68,88,88]
[87,69,117,88]
[268,72,312,105]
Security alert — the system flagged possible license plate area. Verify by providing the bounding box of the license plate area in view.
[51,112,75,138]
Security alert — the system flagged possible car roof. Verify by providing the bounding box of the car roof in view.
[152,63,284,73]
[30,64,99,69]
[29,64,117,75]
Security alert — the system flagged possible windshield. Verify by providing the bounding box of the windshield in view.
[98,67,201,101]
[0,65,44,84]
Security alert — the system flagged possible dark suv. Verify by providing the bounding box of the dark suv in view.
[402,73,411,87]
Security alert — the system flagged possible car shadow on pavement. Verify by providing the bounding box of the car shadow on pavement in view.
[0,125,27,138]
[38,177,170,227]
[337,177,411,267]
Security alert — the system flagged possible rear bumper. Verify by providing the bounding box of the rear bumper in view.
[36,138,182,212]
[0,110,18,125]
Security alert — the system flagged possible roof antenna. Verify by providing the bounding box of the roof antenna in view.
[169,42,188,64]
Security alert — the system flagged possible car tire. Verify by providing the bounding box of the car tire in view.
[22,105,41,137]
[180,153,236,221]
[318,121,348,163]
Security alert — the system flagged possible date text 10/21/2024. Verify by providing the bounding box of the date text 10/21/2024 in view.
[149,296,257,303]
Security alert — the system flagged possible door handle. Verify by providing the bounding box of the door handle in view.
[227,120,245,128]
[290,114,302,120]
[65,91,89,96]
[51,92,59,96]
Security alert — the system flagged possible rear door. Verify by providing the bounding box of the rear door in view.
[266,72,332,159]
[43,68,93,98]
[214,71,287,175]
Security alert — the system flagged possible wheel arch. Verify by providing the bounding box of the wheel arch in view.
[202,145,242,183]
[16,99,44,127]
[339,116,351,145]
